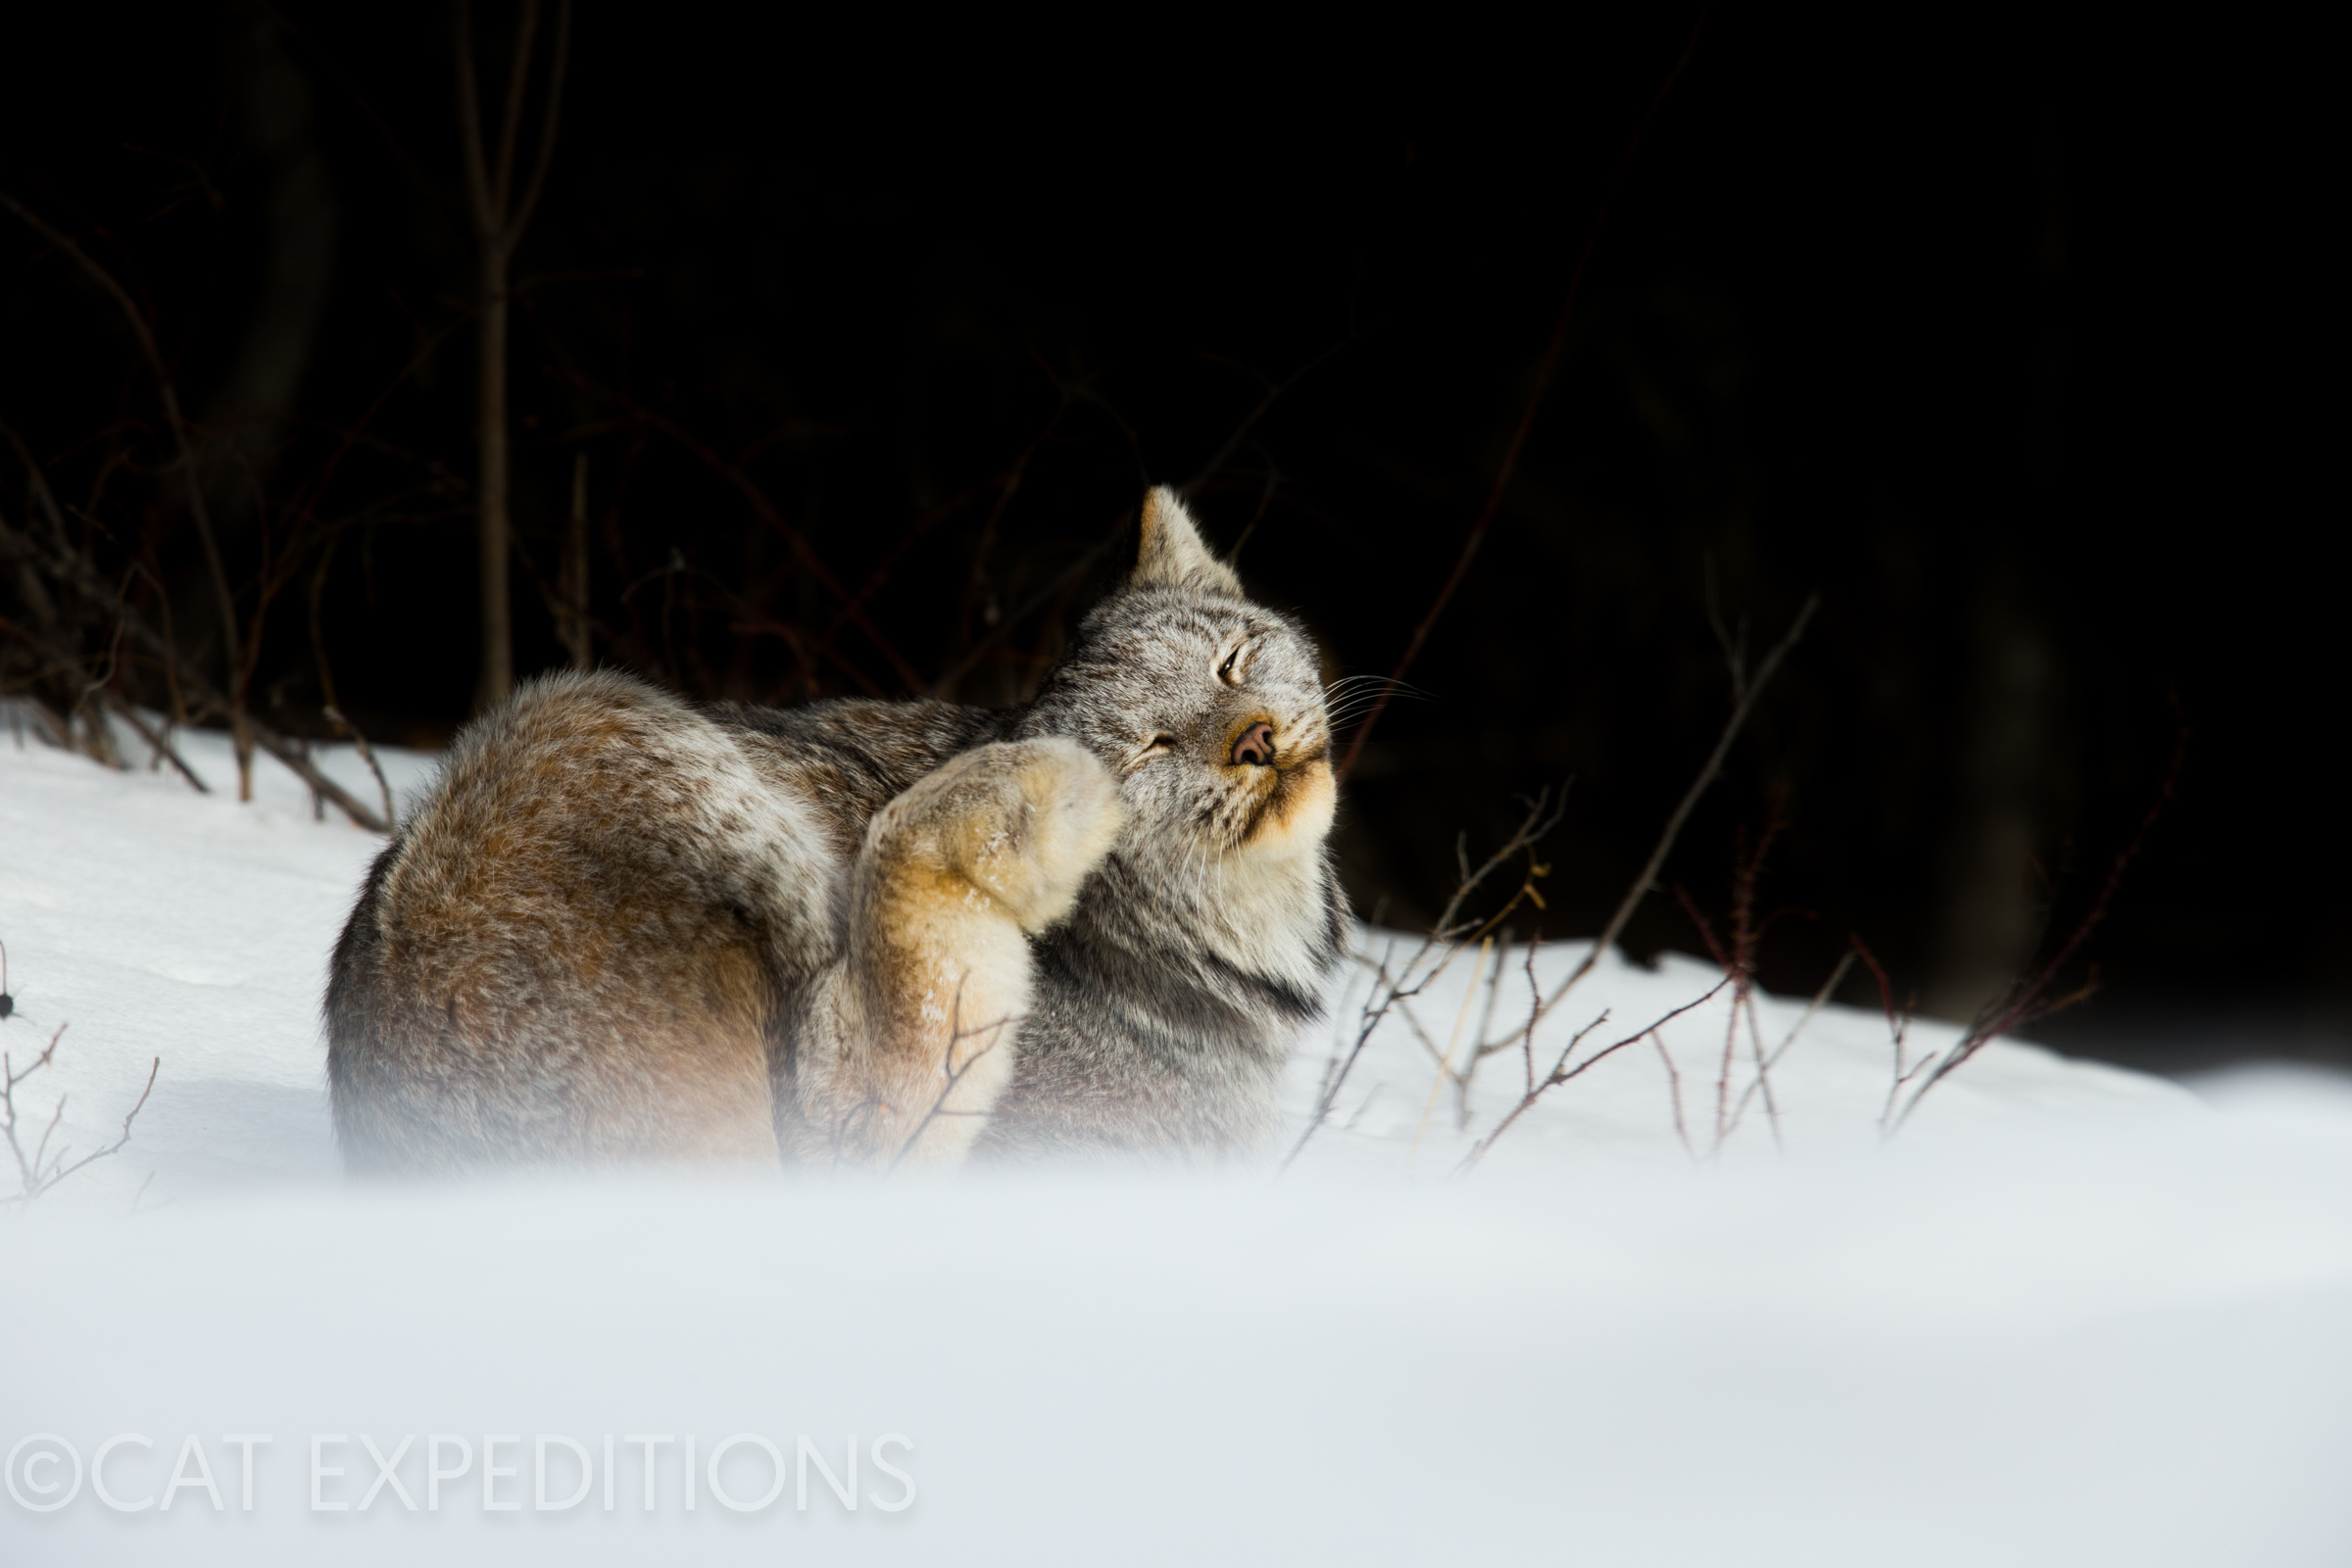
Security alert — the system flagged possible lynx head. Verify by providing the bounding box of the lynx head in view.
[1020,487,1338,867]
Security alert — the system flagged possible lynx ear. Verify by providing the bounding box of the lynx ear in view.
[1130,486,1244,597]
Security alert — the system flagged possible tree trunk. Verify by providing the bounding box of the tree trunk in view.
[454,0,568,716]
[200,1,339,528]
[1926,557,2061,1023]
[562,450,592,670]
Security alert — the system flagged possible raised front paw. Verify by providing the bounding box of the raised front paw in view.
[888,738,1125,932]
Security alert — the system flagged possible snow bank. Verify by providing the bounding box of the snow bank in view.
[4,712,2350,1565]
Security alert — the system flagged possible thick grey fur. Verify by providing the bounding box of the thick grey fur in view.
[325,489,1345,1168]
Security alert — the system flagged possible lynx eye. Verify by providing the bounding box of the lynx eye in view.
[1134,733,1179,764]
[1217,641,1251,687]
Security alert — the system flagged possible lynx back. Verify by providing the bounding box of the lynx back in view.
[324,488,1343,1170]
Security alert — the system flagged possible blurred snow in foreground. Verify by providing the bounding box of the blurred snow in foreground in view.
[4,711,2350,1566]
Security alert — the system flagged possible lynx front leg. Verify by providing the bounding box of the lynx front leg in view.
[807,738,1122,1165]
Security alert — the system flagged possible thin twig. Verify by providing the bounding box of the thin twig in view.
[1453,930,1515,1126]
[1532,594,1818,1030]
[1723,949,1854,1139]
[885,984,1019,1173]
[104,695,209,793]
[1743,994,1782,1152]
[255,1,443,210]
[1886,714,2189,1132]
[2,1014,159,1203]
[1461,975,1734,1172]
[1407,936,1490,1165]
[1283,940,1468,1171]
[551,372,926,692]
[1850,934,1924,1131]
[1466,1008,1616,1170]
[0,191,244,760]
[21,534,387,829]
[1335,3,1712,782]
[1655,1033,1694,1161]
[927,398,1075,664]
[928,519,1125,701]
[1178,334,1354,502]
[1223,458,1283,565]
[506,0,572,245]
[1282,789,1566,1169]
[310,535,398,830]
[1386,990,1464,1086]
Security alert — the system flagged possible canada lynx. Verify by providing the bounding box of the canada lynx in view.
[325,488,1344,1170]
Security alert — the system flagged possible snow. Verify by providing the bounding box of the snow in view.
[5,709,2351,1565]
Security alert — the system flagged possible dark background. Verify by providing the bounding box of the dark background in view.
[2,4,2340,1073]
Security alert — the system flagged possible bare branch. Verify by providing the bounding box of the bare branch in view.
[1283,938,1463,1170]
[885,982,1020,1173]
[1703,554,1749,702]
[551,373,928,693]
[1741,994,1781,1152]
[1223,457,1282,566]
[0,416,70,548]
[451,0,494,234]
[929,518,1124,701]
[33,1056,157,1197]
[19,532,388,830]
[1334,3,1712,782]
[255,1,443,211]
[1533,593,1818,1030]
[1886,714,2189,1133]
[507,0,572,243]
[1723,949,1855,1140]
[105,695,209,794]
[1655,1034,1694,1161]
[1282,788,1565,1169]
[489,0,544,217]
[310,532,397,828]
[0,191,243,755]
[1407,937,1491,1164]
[1178,333,1354,502]
[827,423,1055,652]
[1461,974,1735,1173]
[1,1006,159,1203]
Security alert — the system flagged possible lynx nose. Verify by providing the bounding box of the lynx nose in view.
[1231,721,1276,767]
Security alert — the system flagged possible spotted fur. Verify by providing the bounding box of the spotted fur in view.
[324,488,1343,1170]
